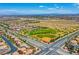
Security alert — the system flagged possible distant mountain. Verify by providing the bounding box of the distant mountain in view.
[0,13,79,17]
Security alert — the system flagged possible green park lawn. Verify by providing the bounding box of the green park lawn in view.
[28,27,61,40]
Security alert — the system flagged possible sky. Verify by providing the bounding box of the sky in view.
[0,3,79,15]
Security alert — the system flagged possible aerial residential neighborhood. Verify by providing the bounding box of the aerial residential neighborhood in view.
[0,3,79,55]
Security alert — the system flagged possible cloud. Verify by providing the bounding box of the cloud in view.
[75,3,79,6]
[39,5,45,8]
[48,8,54,10]
[73,3,79,9]
[54,4,60,9]
[0,8,78,15]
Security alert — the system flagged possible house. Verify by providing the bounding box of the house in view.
[18,47,33,55]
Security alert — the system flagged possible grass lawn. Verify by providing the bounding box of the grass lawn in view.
[29,27,59,35]
[28,27,62,43]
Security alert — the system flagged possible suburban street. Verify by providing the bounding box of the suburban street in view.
[1,23,79,55]
[1,35,17,54]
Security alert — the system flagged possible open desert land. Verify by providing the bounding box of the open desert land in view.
[2,19,79,44]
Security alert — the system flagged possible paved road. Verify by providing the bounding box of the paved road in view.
[0,23,49,50]
[11,32,49,50]
[1,35,17,54]
[37,30,79,55]
[1,23,79,55]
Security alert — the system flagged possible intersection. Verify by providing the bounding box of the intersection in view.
[0,22,79,55]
